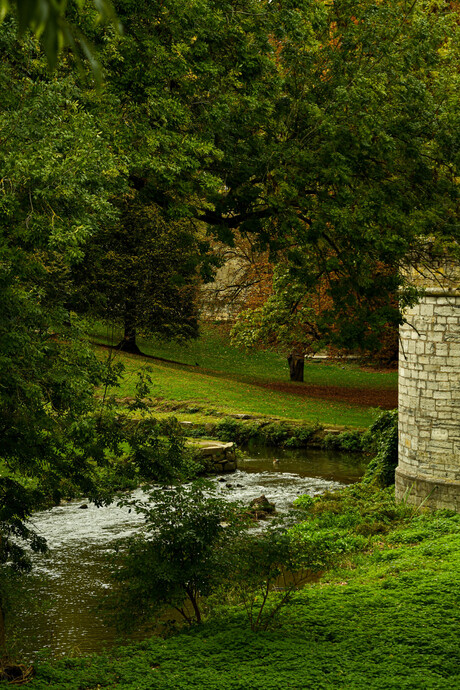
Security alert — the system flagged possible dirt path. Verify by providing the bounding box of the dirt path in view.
[252,380,398,409]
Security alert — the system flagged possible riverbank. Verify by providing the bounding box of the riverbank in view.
[5,449,366,661]
[20,488,460,689]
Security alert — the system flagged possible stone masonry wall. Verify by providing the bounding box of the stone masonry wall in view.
[395,263,460,509]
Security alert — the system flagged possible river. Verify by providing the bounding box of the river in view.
[9,447,367,660]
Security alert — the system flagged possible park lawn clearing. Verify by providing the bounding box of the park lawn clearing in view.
[91,322,398,390]
[101,347,387,428]
[29,511,460,689]
[93,322,397,429]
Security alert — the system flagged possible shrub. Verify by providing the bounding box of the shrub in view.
[214,417,320,448]
[105,481,247,630]
[362,409,398,486]
[322,430,364,452]
[215,417,244,443]
[223,527,313,632]
[293,482,414,538]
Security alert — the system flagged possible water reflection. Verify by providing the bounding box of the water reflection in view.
[11,447,367,660]
[240,445,367,484]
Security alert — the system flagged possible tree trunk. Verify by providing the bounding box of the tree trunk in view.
[0,595,7,661]
[118,293,142,354]
[287,351,304,382]
[186,586,202,624]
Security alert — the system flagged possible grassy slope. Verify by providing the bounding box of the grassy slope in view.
[91,322,397,389]
[30,512,460,689]
[93,323,397,429]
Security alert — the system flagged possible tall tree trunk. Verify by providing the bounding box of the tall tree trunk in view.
[118,292,142,354]
[186,586,202,624]
[287,351,304,382]
[0,594,7,661]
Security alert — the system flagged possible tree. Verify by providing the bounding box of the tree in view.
[107,481,247,628]
[72,198,211,354]
[0,21,198,657]
[0,20,123,648]
[203,0,460,352]
[231,259,400,380]
[66,0,283,353]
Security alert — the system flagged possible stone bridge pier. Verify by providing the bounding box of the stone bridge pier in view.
[395,259,460,510]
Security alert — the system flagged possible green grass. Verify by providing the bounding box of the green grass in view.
[102,349,382,428]
[28,506,460,689]
[91,321,398,390]
[92,322,397,429]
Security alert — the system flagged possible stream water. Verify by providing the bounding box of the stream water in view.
[10,447,367,660]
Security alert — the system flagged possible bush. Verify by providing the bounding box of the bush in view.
[105,481,247,630]
[293,482,414,538]
[222,526,313,632]
[362,409,398,486]
[214,417,320,448]
[322,430,364,452]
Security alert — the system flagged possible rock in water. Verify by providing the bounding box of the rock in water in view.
[248,495,276,520]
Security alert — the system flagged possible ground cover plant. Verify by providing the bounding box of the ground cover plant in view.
[21,487,460,689]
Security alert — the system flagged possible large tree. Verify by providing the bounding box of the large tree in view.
[73,197,211,353]
[203,0,460,353]
[68,0,282,352]
[0,20,129,652]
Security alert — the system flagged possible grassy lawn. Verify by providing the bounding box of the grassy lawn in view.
[100,349,385,429]
[28,507,460,689]
[91,322,398,390]
[92,322,397,430]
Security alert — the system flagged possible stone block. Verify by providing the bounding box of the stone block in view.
[431,428,449,441]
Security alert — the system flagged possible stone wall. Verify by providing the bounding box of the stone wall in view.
[395,259,460,509]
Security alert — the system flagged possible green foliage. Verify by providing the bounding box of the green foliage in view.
[68,0,282,352]
[231,266,321,354]
[0,20,121,598]
[228,0,460,354]
[106,481,247,629]
[73,200,210,351]
[0,19,201,640]
[362,409,398,487]
[284,425,316,448]
[213,417,319,448]
[322,430,364,453]
[116,416,198,486]
[293,482,414,541]
[1,0,121,73]
[221,527,310,632]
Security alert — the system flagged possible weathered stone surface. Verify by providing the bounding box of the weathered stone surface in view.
[396,259,460,509]
[248,494,276,520]
[192,440,237,474]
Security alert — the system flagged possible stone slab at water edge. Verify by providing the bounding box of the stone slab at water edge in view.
[192,440,237,473]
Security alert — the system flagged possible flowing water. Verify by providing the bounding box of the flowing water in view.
[10,447,367,660]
